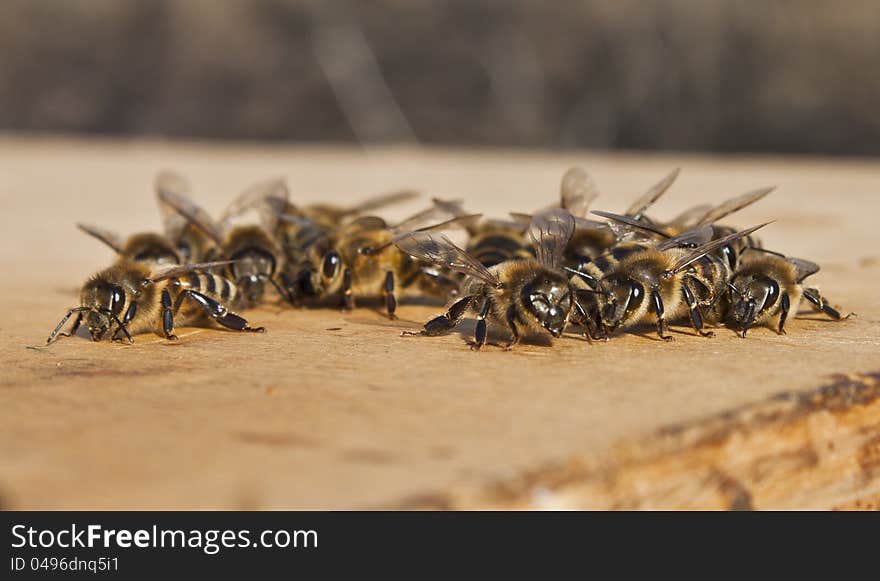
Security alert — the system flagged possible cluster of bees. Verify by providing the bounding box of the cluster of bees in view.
[47,168,849,350]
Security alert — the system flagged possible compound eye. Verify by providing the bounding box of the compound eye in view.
[722,245,736,270]
[322,251,341,279]
[109,285,126,315]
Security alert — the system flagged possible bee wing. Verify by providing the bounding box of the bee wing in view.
[590,210,671,240]
[656,225,714,251]
[156,177,225,245]
[77,223,124,254]
[787,257,821,282]
[147,261,235,282]
[668,223,771,275]
[529,208,576,269]
[220,178,289,232]
[665,203,714,231]
[560,167,600,218]
[343,215,389,235]
[155,171,195,240]
[341,190,420,217]
[624,168,680,219]
[695,186,775,226]
[393,231,500,287]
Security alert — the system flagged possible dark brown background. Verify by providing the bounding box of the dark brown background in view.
[2,0,878,154]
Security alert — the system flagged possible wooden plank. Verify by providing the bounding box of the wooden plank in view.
[0,137,878,509]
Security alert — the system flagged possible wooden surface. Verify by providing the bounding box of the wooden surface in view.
[1,137,878,510]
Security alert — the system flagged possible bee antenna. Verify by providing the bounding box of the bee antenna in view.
[727,282,740,294]
[563,265,598,285]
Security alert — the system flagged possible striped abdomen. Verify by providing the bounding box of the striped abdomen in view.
[173,272,239,305]
[468,232,533,268]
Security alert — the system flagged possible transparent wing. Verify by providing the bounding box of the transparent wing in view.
[560,167,599,218]
[220,178,289,232]
[787,257,820,282]
[656,225,714,251]
[393,231,500,287]
[155,171,194,240]
[665,203,714,231]
[668,223,771,275]
[342,190,420,217]
[529,208,576,269]
[625,168,680,219]
[590,210,671,240]
[695,186,775,226]
[148,261,235,282]
[77,223,124,254]
[156,177,224,245]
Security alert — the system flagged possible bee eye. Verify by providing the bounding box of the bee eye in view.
[322,251,341,279]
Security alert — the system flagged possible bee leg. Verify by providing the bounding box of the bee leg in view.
[260,273,294,305]
[572,297,605,342]
[777,292,790,335]
[341,267,355,311]
[180,290,266,333]
[503,305,520,350]
[470,300,491,351]
[651,289,674,342]
[402,295,472,337]
[383,271,398,320]
[682,284,714,337]
[111,302,137,343]
[802,288,852,320]
[46,307,89,344]
[161,289,179,341]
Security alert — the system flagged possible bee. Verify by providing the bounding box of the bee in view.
[46,260,264,344]
[512,167,682,271]
[77,223,181,265]
[395,209,589,350]
[727,248,851,337]
[569,221,769,341]
[257,189,420,303]
[155,171,221,263]
[301,204,476,318]
[434,198,534,268]
[158,178,290,306]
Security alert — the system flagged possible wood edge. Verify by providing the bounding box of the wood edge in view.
[389,370,880,510]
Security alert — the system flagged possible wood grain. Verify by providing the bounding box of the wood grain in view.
[0,137,878,509]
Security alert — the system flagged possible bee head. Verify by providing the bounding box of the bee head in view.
[521,272,572,338]
[81,280,127,341]
[728,274,780,329]
[597,275,644,332]
[85,310,111,341]
[230,249,277,304]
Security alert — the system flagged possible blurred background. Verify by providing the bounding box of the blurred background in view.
[1,0,878,155]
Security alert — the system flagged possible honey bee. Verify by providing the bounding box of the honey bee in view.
[155,171,221,263]
[569,221,769,340]
[158,178,290,306]
[513,167,682,270]
[300,204,476,318]
[395,209,589,350]
[727,248,851,337]
[258,189,421,303]
[46,260,264,344]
